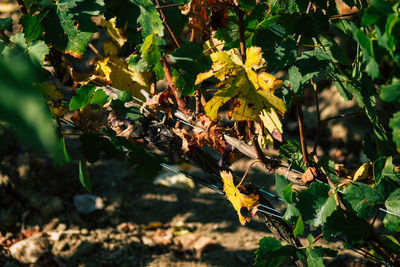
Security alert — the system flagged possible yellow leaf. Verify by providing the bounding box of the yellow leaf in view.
[104,41,119,57]
[259,107,283,138]
[352,162,373,181]
[38,83,64,100]
[221,171,259,225]
[95,57,151,101]
[100,17,126,48]
[198,47,286,121]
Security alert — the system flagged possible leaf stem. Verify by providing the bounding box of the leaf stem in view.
[297,101,309,166]
[155,0,181,48]
[237,159,262,187]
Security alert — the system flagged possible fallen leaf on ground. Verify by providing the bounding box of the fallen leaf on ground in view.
[175,233,217,258]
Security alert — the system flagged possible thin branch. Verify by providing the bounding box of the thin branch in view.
[322,110,363,122]
[203,42,225,54]
[312,81,320,155]
[155,0,181,48]
[162,58,190,115]
[238,159,262,187]
[156,3,183,10]
[237,8,246,63]
[88,43,102,58]
[297,101,309,166]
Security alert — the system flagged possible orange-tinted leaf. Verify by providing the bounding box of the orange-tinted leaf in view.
[302,166,318,183]
[221,170,259,225]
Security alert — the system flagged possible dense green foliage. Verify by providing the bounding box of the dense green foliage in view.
[1,0,400,266]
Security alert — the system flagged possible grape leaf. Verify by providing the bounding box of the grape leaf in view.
[296,182,336,227]
[221,170,260,225]
[19,12,48,42]
[380,78,400,102]
[294,216,304,237]
[79,159,92,193]
[254,237,297,267]
[65,0,105,32]
[69,84,97,111]
[136,0,164,37]
[141,33,164,79]
[0,17,12,31]
[279,140,306,172]
[383,188,400,232]
[196,47,286,121]
[4,33,49,67]
[0,51,62,161]
[343,182,384,219]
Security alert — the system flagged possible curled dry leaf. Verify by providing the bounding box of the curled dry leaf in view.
[140,89,175,117]
[193,114,226,153]
[302,166,318,183]
[334,162,373,182]
[180,0,231,41]
[37,83,68,117]
[172,127,192,153]
[71,105,108,133]
[220,170,259,225]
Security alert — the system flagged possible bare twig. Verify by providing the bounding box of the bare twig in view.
[155,0,181,48]
[237,8,247,62]
[156,3,183,10]
[322,110,363,122]
[312,81,320,155]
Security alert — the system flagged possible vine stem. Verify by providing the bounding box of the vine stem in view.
[162,58,189,115]
[237,8,246,62]
[237,159,262,187]
[322,110,363,122]
[156,3,183,10]
[312,80,320,155]
[297,101,309,166]
[155,0,180,48]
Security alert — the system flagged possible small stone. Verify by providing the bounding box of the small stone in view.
[80,228,89,235]
[9,234,50,264]
[141,236,155,247]
[56,223,67,232]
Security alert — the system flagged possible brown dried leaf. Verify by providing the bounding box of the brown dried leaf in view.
[302,166,318,183]
[71,105,108,133]
[172,127,192,153]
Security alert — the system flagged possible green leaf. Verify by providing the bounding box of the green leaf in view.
[0,17,13,31]
[90,89,109,105]
[279,140,306,171]
[69,84,97,111]
[380,235,400,256]
[322,210,373,245]
[380,157,400,185]
[318,157,341,184]
[19,12,47,42]
[288,65,302,95]
[237,0,256,12]
[60,136,71,163]
[65,0,105,32]
[383,188,400,232]
[352,26,380,79]
[282,184,293,204]
[306,246,324,267]
[275,173,289,201]
[5,33,49,66]
[79,159,92,193]
[294,216,304,237]
[389,111,400,151]
[171,41,210,96]
[381,78,400,102]
[0,51,62,161]
[253,25,297,69]
[317,36,351,65]
[297,183,336,227]
[141,33,164,79]
[254,237,297,267]
[136,0,164,37]
[343,182,384,219]
[283,203,300,223]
